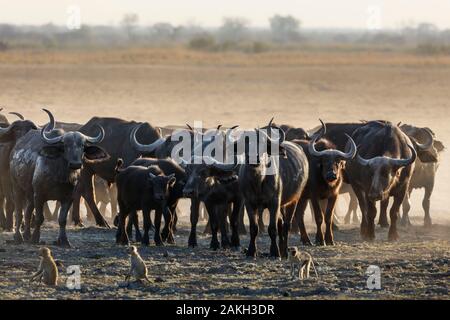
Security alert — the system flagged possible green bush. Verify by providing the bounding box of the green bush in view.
[0,41,9,51]
[188,35,216,51]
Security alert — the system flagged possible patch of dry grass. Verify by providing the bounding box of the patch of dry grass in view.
[1,47,450,66]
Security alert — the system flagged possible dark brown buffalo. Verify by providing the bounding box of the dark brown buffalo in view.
[376,124,443,228]
[292,125,357,246]
[182,158,244,250]
[346,121,417,241]
[130,124,234,248]
[226,125,309,258]
[115,160,176,246]
[71,117,163,228]
[10,110,109,246]
[0,111,38,231]
[126,157,187,244]
[312,121,435,229]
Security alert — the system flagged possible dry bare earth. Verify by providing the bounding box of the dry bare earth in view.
[0,49,449,299]
[0,217,448,300]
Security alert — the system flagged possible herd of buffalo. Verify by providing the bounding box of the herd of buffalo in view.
[0,109,444,259]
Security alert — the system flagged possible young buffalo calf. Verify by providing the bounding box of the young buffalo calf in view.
[115,159,176,246]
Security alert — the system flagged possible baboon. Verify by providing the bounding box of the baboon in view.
[125,246,152,286]
[30,247,59,286]
[288,246,318,280]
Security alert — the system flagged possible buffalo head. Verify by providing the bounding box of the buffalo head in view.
[308,131,357,186]
[147,167,176,201]
[0,111,37,143]
[357,144,416,201]
[39,109,109,170]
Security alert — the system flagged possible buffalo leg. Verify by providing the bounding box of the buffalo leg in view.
[132,211,142,242]
[310,198,324,245]
[268,202,281,258]
[378,198,390,228]
[290,214,300,234]
[154,207,164,246]
[230,199,243,249]
[142,209,151,246]
[423,186,433,228]
[165,208,176,245]
[126,211,142,242]
[205,202,220,250]
[71,181,84,226]
[245,204,259,258]
[31,198,44,245]
[295,196,312,245]
[353,187,369,239]
[12,190,25,244]
[401,190,412,227]
[116,213,130,246]
[344,193,354,224]
[365,200,377,241]
[324,196,338,246]
[219,204,231,249]
[56,200,72,247]
[80,172,109,227]
[0,196,6,230]
[258,210,266,233]
[5,195,15,231]
[344,189,360,224]
[188,197,200,248]
[388,195,403,241]
[237,204,247,235]
[23,202,34,242]
[280,202,296,259]
[162,201,177,243]
[203,219,211,235]
[109,184,118,219]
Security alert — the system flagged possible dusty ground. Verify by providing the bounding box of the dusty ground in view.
[0,216,448,300]
[0,49,449,299]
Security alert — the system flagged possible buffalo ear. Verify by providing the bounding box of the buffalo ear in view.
[417,149,438,163]
[168,174,176,187]
[434,140,445,153]
[0,127,14,143]
[39,145,64,159]
[84,146,110,162]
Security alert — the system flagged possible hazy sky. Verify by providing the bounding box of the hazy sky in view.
[0,0,449,29]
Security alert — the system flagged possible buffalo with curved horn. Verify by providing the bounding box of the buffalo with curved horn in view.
[292,120,357,246]
[225,120,309,259]
[70,116,162,228]
[0,111,37,231]
[10,109,110,246]
[345,121,417,241]
[384,124,442,228]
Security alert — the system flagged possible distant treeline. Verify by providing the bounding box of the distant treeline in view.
[1,16,450,54]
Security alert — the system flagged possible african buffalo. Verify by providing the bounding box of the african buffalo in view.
[115,160,176,246]
[10,109,109,246]
[126,157,187,244]
[346,121,417,241]
[226,124,309,258]
[0,112,38,231]
[292,123,357,246]
[71,117,163,227]
[182,158,244,250]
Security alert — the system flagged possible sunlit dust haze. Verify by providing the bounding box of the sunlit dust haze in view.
[1,0,450,29]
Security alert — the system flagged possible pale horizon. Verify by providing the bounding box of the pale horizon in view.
[0,0,449,30]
